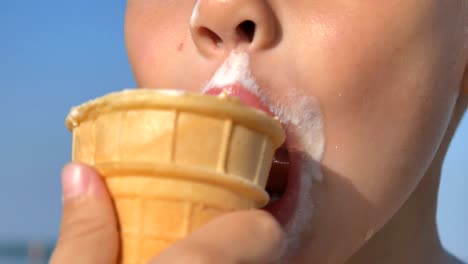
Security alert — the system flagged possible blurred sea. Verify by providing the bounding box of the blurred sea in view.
[0,241,53,264]
[0,257,27,264]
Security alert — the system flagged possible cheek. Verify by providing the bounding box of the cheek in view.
[299,1,454,187]
[126,22,178,87]
[321,10,457,209]
[292,0,460,245]
[127,33,175,87]
[125,3,194,87]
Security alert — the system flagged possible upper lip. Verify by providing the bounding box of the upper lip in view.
[200,51,296,149]
[201,50,271,110]
[203,80,295,151]
[203,83,274,115]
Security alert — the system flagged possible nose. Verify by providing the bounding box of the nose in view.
[190,0,279,57]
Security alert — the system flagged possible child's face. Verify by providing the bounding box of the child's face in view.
[125,0,467,262]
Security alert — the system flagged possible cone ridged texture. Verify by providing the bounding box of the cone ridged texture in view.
[66,90,284,264]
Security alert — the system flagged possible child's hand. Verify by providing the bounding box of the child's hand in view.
[50,163,285,264]
[148,210,284,264]
[50,163,119,264]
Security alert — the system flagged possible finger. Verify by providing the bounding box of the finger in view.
[50,162,119,264]
[149,210,285,264]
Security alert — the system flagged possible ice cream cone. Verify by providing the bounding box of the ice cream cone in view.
[65,89,284,264]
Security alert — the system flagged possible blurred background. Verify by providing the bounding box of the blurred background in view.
[0,1,467,263]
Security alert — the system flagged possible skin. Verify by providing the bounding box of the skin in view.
[52,0,468,263]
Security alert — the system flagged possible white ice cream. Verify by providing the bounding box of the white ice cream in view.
[190,0,201,28]
[203,51,262,98]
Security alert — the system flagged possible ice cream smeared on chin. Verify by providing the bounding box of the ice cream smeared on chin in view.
[202,51,325,262]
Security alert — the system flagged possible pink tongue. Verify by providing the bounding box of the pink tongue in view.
[205,84,273,115]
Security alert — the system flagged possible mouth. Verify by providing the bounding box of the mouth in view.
[204,84,273,115]
[204,84,300,226]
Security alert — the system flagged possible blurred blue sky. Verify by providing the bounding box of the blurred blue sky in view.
[0,0,467,261]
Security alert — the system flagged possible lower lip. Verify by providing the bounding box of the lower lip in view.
[262,152,302,227]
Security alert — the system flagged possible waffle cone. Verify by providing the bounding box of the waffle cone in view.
[66,89,284,264]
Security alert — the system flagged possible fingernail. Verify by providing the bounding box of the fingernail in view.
[62,163,91,200]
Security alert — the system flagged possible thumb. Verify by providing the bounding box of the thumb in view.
[50,162,119,264]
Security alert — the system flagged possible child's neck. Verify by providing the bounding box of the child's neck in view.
[347,104,465,264]
[346,160,447,264]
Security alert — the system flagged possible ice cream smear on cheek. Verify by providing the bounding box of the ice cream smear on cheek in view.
[270,91,325,261]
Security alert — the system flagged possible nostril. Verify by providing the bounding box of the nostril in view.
[194,20,257,53]
[197,27,223,48]
[236,20,256,43]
